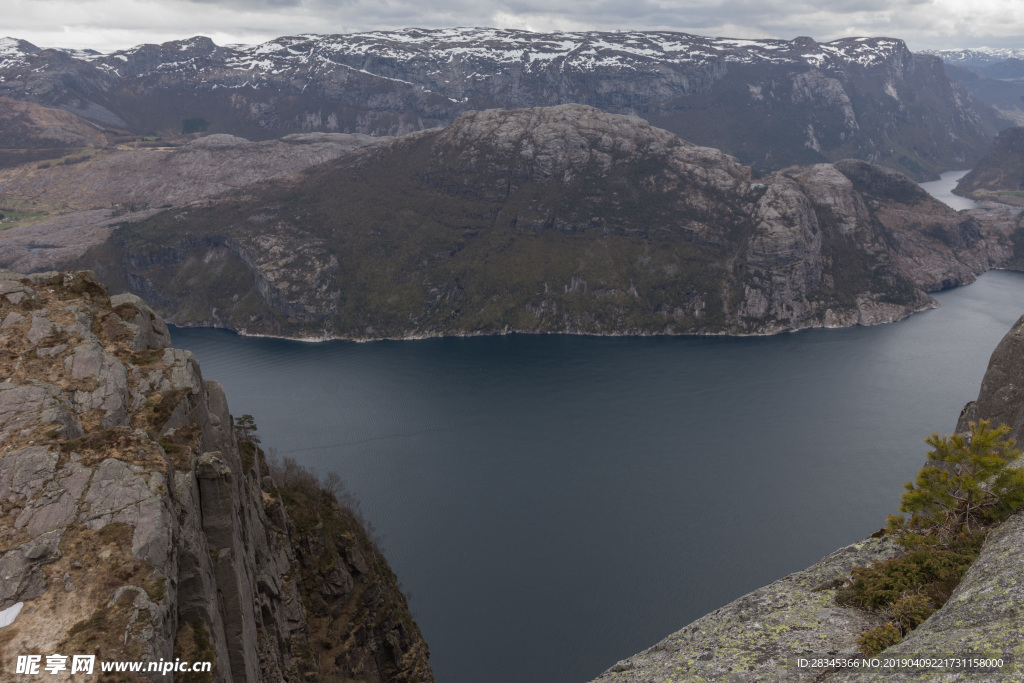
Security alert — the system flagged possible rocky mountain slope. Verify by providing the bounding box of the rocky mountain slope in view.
[0,270,432,681]
[65,104,1021,340]
[0,97,108,150]
[0,131,386,211]
[920,48,1024,126]
[0,131,385,273]
[0,30,999,178]
[954,126,1024,206]
[0,97,111,170]
[940,64,1024,127]
[590,313,1024,682]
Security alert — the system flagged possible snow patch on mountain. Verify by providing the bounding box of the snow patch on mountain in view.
[0,29,912,88]
[922,47,1024,66]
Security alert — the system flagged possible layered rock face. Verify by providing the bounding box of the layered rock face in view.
[0,30,997,178]
[958,313,1024,443]
[0,270,432,682]
[67,105,1021,340]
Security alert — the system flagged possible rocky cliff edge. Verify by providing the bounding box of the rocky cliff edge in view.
[591,315,1024,682]
[0,270,432,682]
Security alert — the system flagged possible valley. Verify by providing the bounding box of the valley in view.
[3,21,1024,683]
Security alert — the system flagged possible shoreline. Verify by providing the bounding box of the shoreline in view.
[166,296,938,344]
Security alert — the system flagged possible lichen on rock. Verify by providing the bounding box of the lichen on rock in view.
[590,536,901,682]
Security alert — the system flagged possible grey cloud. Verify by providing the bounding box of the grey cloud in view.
[185,0,303,6]
[4,0,1023,52]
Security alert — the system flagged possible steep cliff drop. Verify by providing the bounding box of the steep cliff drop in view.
[0,270,432,682]
[954,126,1024,207]
[590,315,1024,682]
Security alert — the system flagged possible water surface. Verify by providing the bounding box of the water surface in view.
[171,270,1024,683]
[918,169,979,210]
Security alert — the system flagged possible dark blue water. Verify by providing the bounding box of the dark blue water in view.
[171,270,1024,683]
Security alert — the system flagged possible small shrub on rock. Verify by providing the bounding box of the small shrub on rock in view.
[889,593,934,632]
[836,532,984,611]
[839,420,1024,656]
[858,622,902,656]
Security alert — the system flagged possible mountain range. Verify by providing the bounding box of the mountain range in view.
[922,47,1024,126]
[0,29,1003,179]
[0,30,1020,342]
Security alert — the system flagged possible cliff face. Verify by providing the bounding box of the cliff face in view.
[958,314,1024,444]
[0,270,432,682]
[954,126,1024,207]
[591,314,1024,682]
[68,105,1022,341]
[920,48,1024,126]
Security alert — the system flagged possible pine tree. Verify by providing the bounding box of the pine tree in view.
[888,419,1024,540]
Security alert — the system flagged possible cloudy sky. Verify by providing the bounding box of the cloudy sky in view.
[5,0,1023,53]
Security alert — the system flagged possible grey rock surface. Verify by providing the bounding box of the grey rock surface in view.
[823,512,1024,682]
[957,314,1024,442]
[0,270,432,682]
[590,537,900,682]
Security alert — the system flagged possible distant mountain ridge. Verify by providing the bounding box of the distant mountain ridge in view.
[919,46,1024,124]
[0,28,1000,179]
[921,47,1024,68]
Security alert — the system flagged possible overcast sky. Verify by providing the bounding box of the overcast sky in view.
[4,0,1023,53]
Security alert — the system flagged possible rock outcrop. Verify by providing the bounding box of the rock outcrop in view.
[957,314,1024,444]
[0,270,432,682]
[0,132,389,274]
[591,313,1024,682]
[62,105,1022,341]
[589,536,901,682]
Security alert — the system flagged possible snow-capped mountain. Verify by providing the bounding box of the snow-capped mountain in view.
[920,47,1024,68]
[0,28,1000,178]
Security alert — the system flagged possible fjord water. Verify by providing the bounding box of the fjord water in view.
[918,169,980,211]
[171,270,1024,682]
